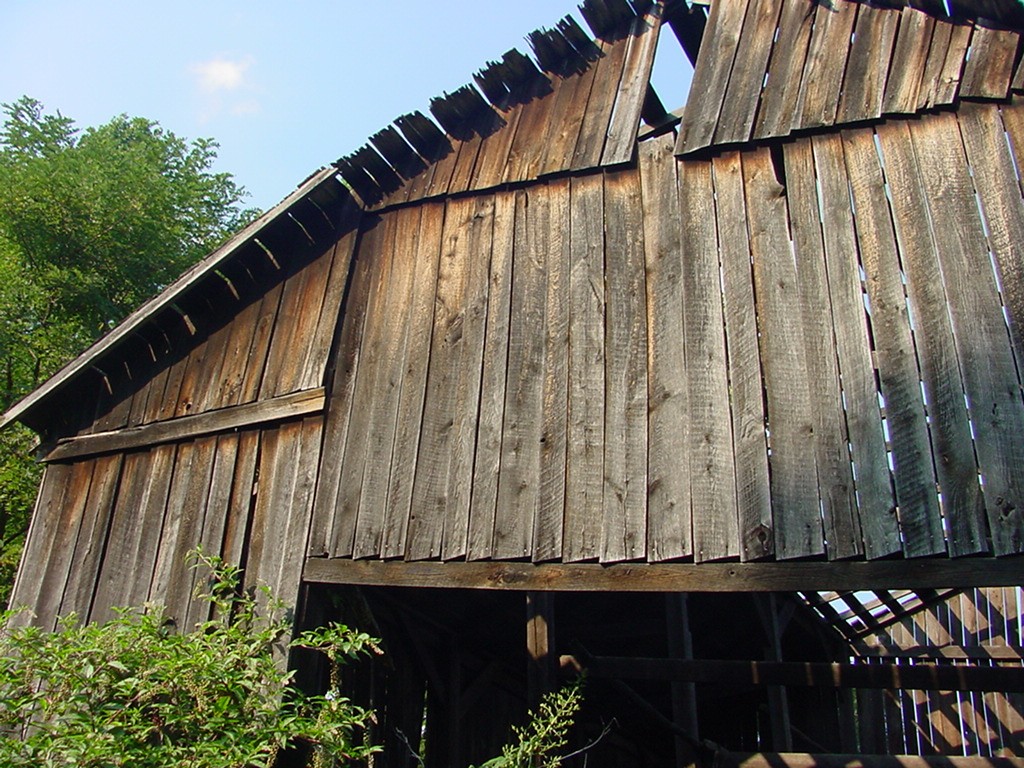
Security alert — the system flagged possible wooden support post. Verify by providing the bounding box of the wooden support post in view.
[755,594,793,751]
[667,593,701,761]
[527,592,556,709]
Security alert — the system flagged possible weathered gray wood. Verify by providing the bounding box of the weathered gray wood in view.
[934,22,973,106]
[308,235,375,557]
[811,134,897,559]
[714,0,783,146]
[494,190,545,559]
[753,0,814,141]
[236,278,286,405]
[381,202,444,559]
[1,168,342,430]
[353,206,421,559]
[843,128,942,560]
[408,195,494,559]
[57,454,122,620]
[471,99,527,191]
[303,555,1024,592]
[330,215,397,557]
[882,7,936,115]
[91,444,176,622]
[794,0,857,131]
[960,25,1019,100]
[537,52,600,178]
[467,191,516,560]
[220,429,260,569]
[911,111,1024,556]
[207,287,265,409]
[602,168,648,563]
[836,6,899,125]
[676,0,749,154]
[915,17,953,110]
[504,74,558,183]
[711,151,772,562]
[744,147,821,560]
[639,135,691,562]
[871,123,960,558]
[534,179,570,563]
[45,387,324,462]
[573,30,630,170]
[782,140,861,561]
[677,158,738,562]
[602,3,663,166]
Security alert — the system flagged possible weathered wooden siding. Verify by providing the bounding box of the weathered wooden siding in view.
[9,415,323,630]
[311,95,1024,564]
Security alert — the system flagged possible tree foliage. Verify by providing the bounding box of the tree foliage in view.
[0,555,380,767]
[0,97,256,603]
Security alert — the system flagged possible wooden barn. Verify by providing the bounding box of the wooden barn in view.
[4,0,1024,764]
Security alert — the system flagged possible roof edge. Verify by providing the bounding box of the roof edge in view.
[2,166,349,431]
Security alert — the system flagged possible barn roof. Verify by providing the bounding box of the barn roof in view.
[8,0,1024,601]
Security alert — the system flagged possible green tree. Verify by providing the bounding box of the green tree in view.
[0,97,257,603]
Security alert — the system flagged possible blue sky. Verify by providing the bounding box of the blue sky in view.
[2,2,691,212]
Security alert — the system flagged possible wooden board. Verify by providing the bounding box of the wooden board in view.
[910,111,1024,556]
[782,140,861,561]
[711,150,772,561]
[794,0,858,131]
[573,30,631,170]
[753,0,814,141]
[882,7,937,116]
[467,191,516,560]
[676,0,749,154]
[714,0,783,147]
[836,6,899,125]
[639,135,691,562]
[601,168,649,563]
[678,158,737,562]
[959,25,1019,100]
[874,120,975,558]
[743,147,822,559]
[842,127,941,559]
[810,134,896,559]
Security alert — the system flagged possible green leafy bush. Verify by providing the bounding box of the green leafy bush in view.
[0,556,379,767]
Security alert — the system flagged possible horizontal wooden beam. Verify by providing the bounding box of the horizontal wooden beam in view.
[46,387,325,461]
[302,556,1024,593]
[859,643,1023,660]
[580,655,1024,692]
[713,754,1024,768]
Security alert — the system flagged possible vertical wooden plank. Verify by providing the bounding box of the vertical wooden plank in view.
[352,206,422,559]
[8,462,71,622]
[676,158,737,562]
[57,454,122,621]
[205,284,265,409]
[329,215,397,557]
[149,436,218,623]
[782,139,862,561]
[843,127,943,560]
[533,179,570,563]
[236,278,286,405]
[917,19,955,110]
[812,134,897,559]
[382,202,445,559]
[933,22,973,106]
[220,429,260,569]
[504,74,558,183]
[745,146,823,559]
[537,47,601,178]
[494,190,544,559]
[308,238,374,557]
[407,194,494,560]
[300,203,362,390]
[794,0,858,131]
[960,25,1019,100]
[712,151,773,561]
[753,0,814,141]
[875,120,977,557]
[573,31,630,169]
[91,445,176,622]
[676,0,750,154]
[639,136,691,562]
[601,168,648,563]
[882,7,937,116]
[910,111,1024,556]
[713,0,783,147]
[467,191,516,560]
[836,6,899,125]
[602,3,663,166]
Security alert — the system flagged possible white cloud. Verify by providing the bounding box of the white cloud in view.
[191,56,253,94]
